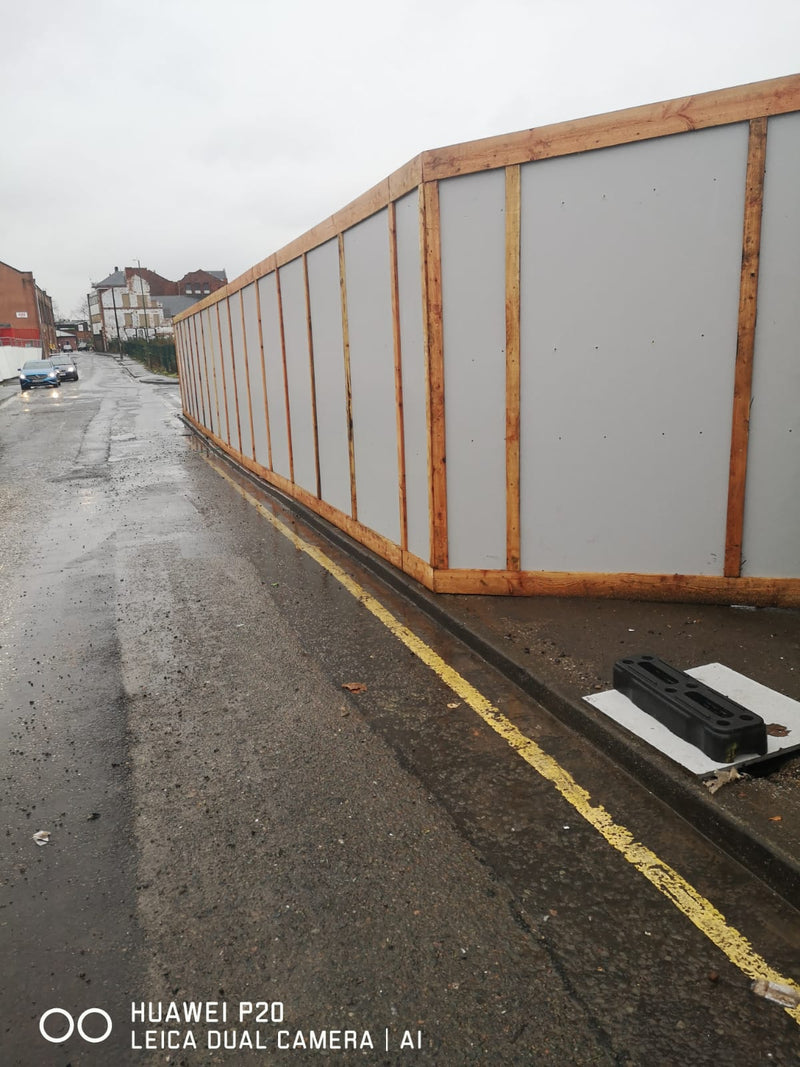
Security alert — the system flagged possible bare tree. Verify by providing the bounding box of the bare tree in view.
[71,296,91,323]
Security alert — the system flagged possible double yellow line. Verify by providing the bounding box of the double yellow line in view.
[206,455,800,1023]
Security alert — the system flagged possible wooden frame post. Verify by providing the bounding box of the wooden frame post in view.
[505,165,522,571]
[338,233,358,520]
[215,303,232,446]
[421,180,448,569]
[254,276,273,470]
[388,201,409,551]
[724,117,768,577]
[225,296,243,454]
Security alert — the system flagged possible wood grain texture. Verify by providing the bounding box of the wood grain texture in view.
[421,180,448,568]
[388,201,409,551]
[338,233,358,520]
[505,165,521,571]
[401,551,435,589]
[431,568,800,606]
[725,117,768,577]
[422,74,800,181]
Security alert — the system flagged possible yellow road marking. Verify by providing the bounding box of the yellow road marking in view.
[206,454,800,1022]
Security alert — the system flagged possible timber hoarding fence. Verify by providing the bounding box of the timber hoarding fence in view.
[175,75,800,606]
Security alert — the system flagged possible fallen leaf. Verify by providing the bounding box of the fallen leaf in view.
[769,815,783,822]
[447,702,461,709]
[342,682,367,694]
[704,767,744,794]
[766,723,790,737]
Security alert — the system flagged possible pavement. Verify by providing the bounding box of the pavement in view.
[104,349,179,384]
[219,448,800,914]
[3,355,798,913]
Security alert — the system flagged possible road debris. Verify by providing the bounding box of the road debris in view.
[704,767,745,794]
[32,831,50,846]
[342,682,367,694]
[751,979,800,1008]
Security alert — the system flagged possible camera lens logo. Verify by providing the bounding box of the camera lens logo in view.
[39,1008,113,1044]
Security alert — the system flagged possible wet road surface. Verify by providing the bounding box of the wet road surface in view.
[1,354,798,1066]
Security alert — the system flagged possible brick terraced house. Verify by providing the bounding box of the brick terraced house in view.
[89,266,227,347]
[0,259,57,354]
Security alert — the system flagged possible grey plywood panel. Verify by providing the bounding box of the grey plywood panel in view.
[191,320,208,426]
[307,239,351,516]
[202,306,226,442]
[257,273,291,478]
[344,211,400,545]
[279,259,316,495]
[194,319,213,430]
[519,124,749,574]
[217,299,241,452]
[396,189,429,562]
[440,170,507,570]
[742,113,800,578]
[241,283,270,469]
[178,321,196,420]
[229,291,253,459]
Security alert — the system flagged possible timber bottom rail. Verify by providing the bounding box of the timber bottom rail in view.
[182,413,800,609]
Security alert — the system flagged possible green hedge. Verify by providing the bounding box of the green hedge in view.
[114,338,177,375]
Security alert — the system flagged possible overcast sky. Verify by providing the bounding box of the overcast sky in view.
[3,0,798,317]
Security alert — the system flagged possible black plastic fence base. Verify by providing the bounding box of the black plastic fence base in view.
[613,655,767,763]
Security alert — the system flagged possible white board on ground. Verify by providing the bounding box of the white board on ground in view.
[584,663,800,777]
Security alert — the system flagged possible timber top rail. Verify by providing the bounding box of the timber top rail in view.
[176,73,800,322]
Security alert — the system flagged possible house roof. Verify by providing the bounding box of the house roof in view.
[158,295,199,318]
[93,267,227,291]
[94,269,125,288]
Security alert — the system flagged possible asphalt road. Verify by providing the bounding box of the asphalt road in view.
[1,354,798,1066]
